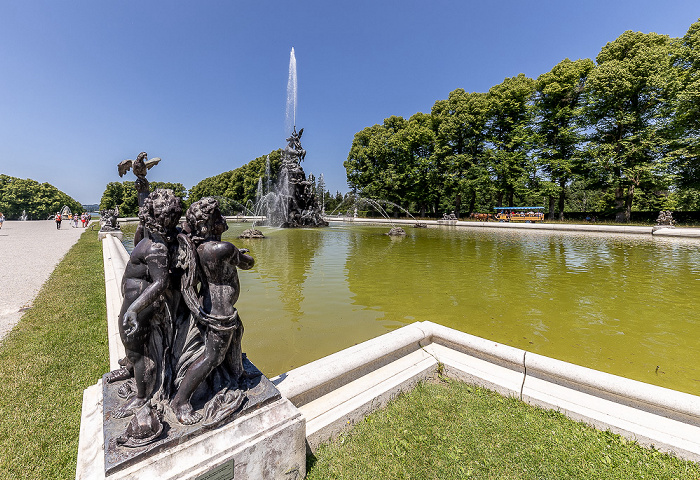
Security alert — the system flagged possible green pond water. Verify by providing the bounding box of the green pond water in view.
[123,222,700,395]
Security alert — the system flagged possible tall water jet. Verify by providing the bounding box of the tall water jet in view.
[260,48,327,228]
[285,47,297,136]
[255,177,263,205]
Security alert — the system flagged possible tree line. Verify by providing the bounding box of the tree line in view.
[344,20,700,222]
[99,181,188,217]
[100,150,281,217]
[0,174,83,220]
[99,147,349,216]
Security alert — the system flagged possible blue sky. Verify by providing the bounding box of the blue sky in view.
[0,1,698,204]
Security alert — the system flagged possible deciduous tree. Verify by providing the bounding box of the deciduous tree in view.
[533,58,594,219]
[583,30,676,222]
[486,74,536,207]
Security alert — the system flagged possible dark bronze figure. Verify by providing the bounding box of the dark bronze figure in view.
[100,206,121,231]
[114,190,182,419]
[118,152,162,207]
[268,126,328,228]
[103,193,280,472]
[172,198,255,425]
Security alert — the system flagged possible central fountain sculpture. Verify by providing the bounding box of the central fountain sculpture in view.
[261,48,327,228]
[265,127,328,228]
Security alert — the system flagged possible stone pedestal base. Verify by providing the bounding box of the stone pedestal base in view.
[76,381,306,480]
[98,230,123,241]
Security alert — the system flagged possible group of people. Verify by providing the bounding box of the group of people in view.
[54,212,91,229]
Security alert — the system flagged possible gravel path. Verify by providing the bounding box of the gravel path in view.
[0,220,87,343]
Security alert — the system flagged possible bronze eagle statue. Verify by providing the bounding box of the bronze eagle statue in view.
[118,152,161,180]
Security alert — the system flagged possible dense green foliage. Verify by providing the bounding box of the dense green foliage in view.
[0,230,108,480]
[307,380,700,479]
[0,174,83,220]
[99,180,187,217]
[345,20,700,220]
[187,149,282,211]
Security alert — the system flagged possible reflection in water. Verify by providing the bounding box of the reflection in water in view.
[121,223,700,395]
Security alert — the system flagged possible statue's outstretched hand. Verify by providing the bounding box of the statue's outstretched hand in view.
[124,311,138,337]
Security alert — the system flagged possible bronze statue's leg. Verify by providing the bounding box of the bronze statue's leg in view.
[226,320,245,381]
[171,328,234,425]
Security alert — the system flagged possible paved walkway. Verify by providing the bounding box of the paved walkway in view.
[0,220,87,343]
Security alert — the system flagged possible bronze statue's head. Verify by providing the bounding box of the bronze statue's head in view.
[136,152,148,162]
[185,197,228,244]
[139,189,182,239]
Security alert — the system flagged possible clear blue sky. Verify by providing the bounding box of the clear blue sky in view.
[0,1,698,204]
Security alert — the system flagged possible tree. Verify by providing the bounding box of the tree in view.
[0,175,82,219]
[402,112,437,215]
[345,116,412,205]
[316,173,326,213]
[151,182,187,201]
[187,150,282,209]
[432,89,491,215]
[486,74,536,207]
[583,30,676,222]
[99,181,186,217]
[345,115,437,216]
[670,19,700,189]
[533,58,595,219]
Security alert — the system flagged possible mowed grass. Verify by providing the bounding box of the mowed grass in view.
[306,379,700,480]
[0,229,108,480]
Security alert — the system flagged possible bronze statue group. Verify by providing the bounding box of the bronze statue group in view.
[107,189,255,445]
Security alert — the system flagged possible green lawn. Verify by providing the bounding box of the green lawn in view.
[0,229,108,480]
[306,379,700,480]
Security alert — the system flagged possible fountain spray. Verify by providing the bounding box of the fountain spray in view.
[285,47,297,135]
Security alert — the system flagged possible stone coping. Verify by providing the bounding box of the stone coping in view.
[271,322,700,461]
[332,217,700,238]
[101,233,128,370]
[99,235,700,462]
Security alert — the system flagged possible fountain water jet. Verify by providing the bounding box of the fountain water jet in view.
[285,47,297,136]
[257,48,327,228]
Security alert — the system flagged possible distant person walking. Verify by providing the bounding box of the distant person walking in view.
[55,212,62,229]
[0,212,4,229]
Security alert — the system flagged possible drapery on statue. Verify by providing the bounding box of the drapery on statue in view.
[117,152,162,207]
[171,197,255,425]
[103,192,278,466]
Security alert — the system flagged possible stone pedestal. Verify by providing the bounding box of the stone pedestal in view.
[98,230,123,241]
[76,380,306,480]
